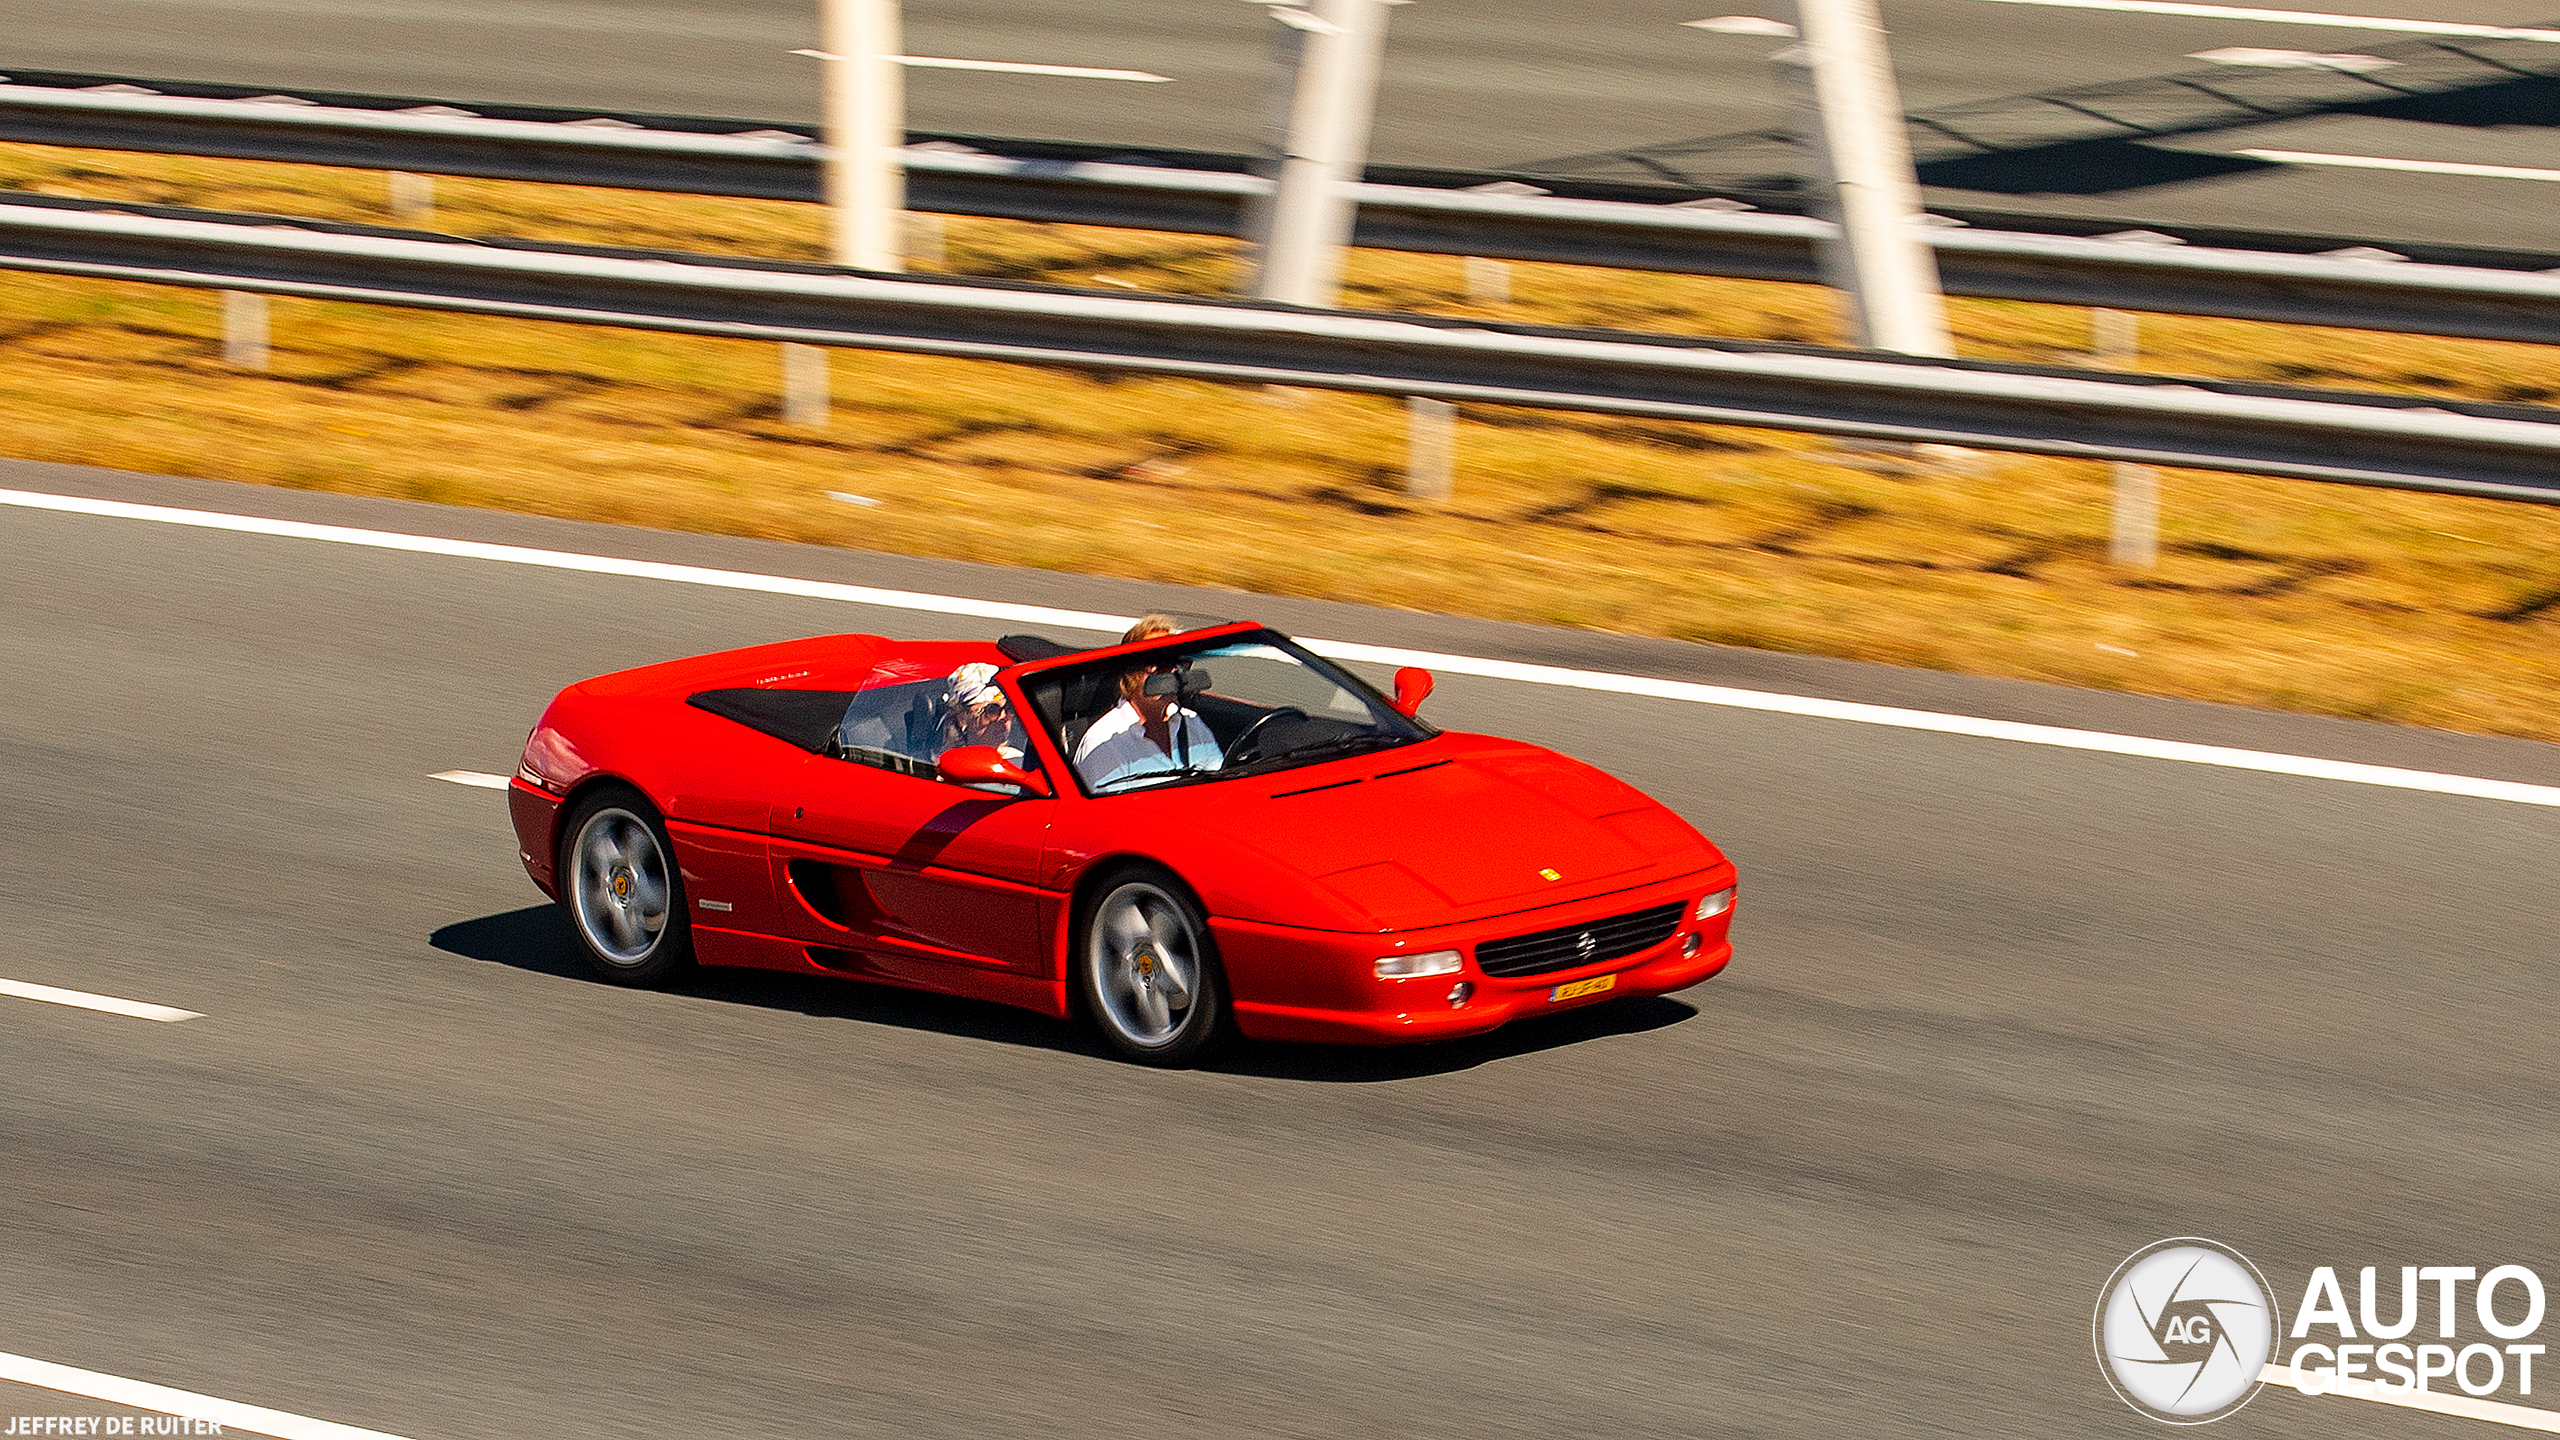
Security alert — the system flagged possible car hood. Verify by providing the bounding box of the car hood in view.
[1244,739,1719,930]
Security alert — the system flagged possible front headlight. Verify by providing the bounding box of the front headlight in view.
[1374,949,1463,979]
[1697,887,1735,920]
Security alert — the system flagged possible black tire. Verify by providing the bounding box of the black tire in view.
[1076,867,1231,1066]
[559,785,694,987]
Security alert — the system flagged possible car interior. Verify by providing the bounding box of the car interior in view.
[690,634,1386,792]
[998,631,1320,763]
[1029,660,1375,781]
[687,674,1035,783]
[830,678,954,777]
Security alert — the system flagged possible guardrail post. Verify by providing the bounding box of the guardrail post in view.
[387,171,435,227]
[221,290,268,370]
[2092,307,2139,364]
[1774,0,1950,357]
[821,0,906,271]
[2094,308,2160,567]
[905,211,946,267]
[782,343,830,427]
[2110,461,2161,568]
[1406,396,1456,501]
[1251,0,1395,308]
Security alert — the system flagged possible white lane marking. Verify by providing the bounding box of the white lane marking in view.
[892,56,1175,82]
[2191,45,2396,68]
[2262,1363,2560,1431]
[1305,638,2560,807]
[0,1351,415,1440]
[2238,148,2560,182]
[0,978,200,1022]
[1956,0,2560,40]
[429,769,512,789]
[788,48,1172,81]
[1687,15,1803,35]
[0,486,1132,632]
[6,486,2558,810]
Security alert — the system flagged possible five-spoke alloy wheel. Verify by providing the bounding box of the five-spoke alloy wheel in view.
[1080,871,1228,1066]
[562,787,692,986]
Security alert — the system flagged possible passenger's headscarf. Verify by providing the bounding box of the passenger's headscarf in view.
[945,662,1004,714]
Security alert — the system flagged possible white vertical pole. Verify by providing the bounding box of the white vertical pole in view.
[1237,6,1308,261]
[1774,0,1949,356]
[221,290,269,370]
[1463,255,1510,305]
[1406,396,1455,500]
[1251,0,1394,307]
[2093,308,2159,566]
[782,343,830,428]
[822,0,905,272]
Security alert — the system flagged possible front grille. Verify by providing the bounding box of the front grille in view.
[1474,901,1684,978]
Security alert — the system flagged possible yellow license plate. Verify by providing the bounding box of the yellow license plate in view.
[1549,973,1617,1003]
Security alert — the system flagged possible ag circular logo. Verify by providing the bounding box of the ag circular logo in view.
[2095,1238,2281,1424]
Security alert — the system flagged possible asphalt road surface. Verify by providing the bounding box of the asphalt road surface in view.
[8,0,2560,252]
[3,458,2557,1439]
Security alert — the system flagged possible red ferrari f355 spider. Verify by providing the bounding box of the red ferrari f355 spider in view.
[508,622,1737,1064]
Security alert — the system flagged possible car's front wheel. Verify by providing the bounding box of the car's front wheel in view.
[1079,870,1229,1066]
[561,785,692,986]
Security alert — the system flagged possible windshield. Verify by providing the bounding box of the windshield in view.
[1026,631,1432,795]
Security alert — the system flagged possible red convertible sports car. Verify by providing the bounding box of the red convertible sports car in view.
[507,621,1737,1065]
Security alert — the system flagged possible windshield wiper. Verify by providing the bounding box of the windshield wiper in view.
[1092,765,1221,793]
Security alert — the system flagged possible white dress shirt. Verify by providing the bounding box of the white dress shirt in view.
[1073,700,1223,790]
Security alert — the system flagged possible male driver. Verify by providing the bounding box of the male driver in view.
[1073,653,1222,790]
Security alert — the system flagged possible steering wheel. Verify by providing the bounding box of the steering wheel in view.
[1225,706,1308,764]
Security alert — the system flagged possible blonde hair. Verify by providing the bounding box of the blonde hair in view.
[1122,613,1179,644]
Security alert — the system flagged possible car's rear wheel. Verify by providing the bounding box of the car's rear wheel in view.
[1079,870,1228,1066]
[561,786,692,986]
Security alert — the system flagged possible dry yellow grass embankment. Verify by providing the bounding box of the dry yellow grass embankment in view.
[2,143,2555,740]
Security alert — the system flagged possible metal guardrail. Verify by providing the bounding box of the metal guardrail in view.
[2,199,2556,505]
[9,78,2560,346]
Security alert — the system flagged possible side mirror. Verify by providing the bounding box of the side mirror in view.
[936,746,1052,796]
[1390,666,1434,718]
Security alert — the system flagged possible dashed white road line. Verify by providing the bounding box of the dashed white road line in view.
[429,770,512,790]
[0,978,200,1022]
[1954,0,2560,40]
[1,1351,414,1440]
[2237,149,2560,182]
[7,486,2559,810]
[2262,1363,2560,1431]
[2190,45,2396,69]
